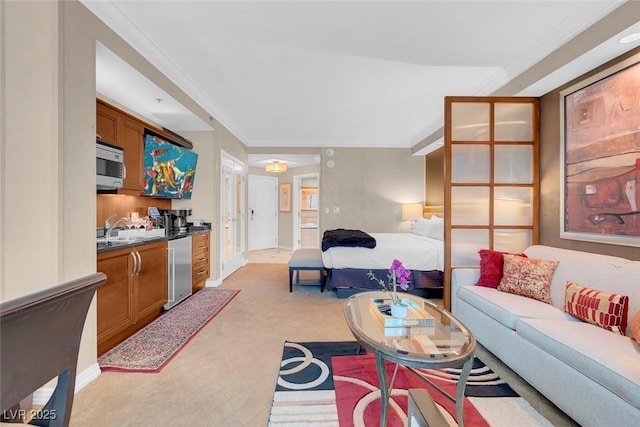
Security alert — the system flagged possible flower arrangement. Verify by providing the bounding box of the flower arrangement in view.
[367,259,411,305]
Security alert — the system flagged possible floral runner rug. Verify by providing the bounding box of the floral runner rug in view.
[98,288,239,373]
[268,341,553,427]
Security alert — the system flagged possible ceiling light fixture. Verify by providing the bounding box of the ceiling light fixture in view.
[266,161,287,173]
[619,32,640,44]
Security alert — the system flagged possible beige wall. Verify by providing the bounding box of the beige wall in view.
[539,46,640,260]
[0,0,245,382]
[320,148,424,233]
[1,0,100,378]
[171,130,217,276]
[425,149,444,206]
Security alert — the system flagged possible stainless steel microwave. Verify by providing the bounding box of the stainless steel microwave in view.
[96,141,124,190]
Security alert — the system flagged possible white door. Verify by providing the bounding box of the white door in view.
[221,152,245,279]
[248,175,278,250]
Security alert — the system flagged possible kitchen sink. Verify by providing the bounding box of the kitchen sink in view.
[96,236,146,249]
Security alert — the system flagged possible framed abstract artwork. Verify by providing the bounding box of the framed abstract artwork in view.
[560,56,640,247]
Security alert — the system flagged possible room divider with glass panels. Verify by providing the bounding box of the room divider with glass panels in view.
[443,97,540,309]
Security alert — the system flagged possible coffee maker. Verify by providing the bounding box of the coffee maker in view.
[160,208,192,235]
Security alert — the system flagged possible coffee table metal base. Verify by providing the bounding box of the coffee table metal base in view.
[374,350,474,427]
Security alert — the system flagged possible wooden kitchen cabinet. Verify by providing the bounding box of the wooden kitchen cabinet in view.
[135,241,169,320]
[120,117,146,191]
[191,231,210,293]
[96,101,119,146]
[96,247,134,352]
[97,240,168,356]
[96,99,145,194]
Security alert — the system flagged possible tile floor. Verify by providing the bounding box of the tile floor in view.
[66,254,578,426]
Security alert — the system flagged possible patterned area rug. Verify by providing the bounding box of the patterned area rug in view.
[98,288,239,373]
[268,341,553,427]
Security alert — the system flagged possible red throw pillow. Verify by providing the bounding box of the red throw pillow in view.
[476,249,527,288]
[564,281,630,335]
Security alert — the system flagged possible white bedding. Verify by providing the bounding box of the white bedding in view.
[321,233,444,271]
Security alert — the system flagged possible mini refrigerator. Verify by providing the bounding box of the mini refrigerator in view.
[165,235,192,309]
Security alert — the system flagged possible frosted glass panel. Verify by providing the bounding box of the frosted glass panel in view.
[494,230,532,253]
[452,145,490,183]
[451,229,489,267]
[494,145,533,183]
[451,102,490,141]
[494,103,533,141]
[494,187,533,225]
[451,187,490,225]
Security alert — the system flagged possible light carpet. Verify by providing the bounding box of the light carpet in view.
[98,288,239,373]
[268,341,553,427]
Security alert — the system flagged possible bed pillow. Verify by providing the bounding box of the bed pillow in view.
[564,281,630,335]
[426,215,444,240]
[497,254,558,303]
[412,217,431,237]
[631,310,640,343]
[476,249,527,289]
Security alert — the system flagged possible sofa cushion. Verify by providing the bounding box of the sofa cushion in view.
[524,245,630,309]
[457,285,577,330]
[564,281,629,335]
[516,318,640,409]
[498,255,558,303]
[631,311,640,343]
[602,262,640,337]
[476,249,526,289]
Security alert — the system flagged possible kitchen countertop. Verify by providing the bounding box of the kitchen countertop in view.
[97,229,210,253]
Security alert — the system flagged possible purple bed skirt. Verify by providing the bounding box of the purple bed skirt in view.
[325,268,443,299]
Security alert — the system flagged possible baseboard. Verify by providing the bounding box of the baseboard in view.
[205,278,221,287]
[32,363,102,406]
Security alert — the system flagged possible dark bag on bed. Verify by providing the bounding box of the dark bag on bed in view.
[321,229,376,251]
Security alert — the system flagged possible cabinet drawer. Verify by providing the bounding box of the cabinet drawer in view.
[192,254,208,270]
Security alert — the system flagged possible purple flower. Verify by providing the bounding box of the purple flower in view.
[369,260,412,304]
[389,259,411,290]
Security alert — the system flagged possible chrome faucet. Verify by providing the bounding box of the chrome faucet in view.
[104,214,118,234]
[105,217,130,239]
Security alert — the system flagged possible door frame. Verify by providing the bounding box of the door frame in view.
[293,173,320,249]
[220,150,245,280]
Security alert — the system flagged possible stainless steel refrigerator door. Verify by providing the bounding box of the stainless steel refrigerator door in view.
[165,235,192,309]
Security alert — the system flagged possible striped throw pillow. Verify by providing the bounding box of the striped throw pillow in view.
[564,281,629,335]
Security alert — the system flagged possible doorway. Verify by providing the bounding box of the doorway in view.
[293,173,320,249]
[221,152,245,280]
[248,175,278,250]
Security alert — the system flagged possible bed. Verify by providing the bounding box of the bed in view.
[322,210,445,298]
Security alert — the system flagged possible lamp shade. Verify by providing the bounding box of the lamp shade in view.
[266,161,287,173]
[402,203,423,221]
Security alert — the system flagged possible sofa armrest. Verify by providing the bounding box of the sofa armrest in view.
[451,268,480,315]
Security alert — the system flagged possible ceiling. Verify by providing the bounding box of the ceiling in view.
[84,0,640,161]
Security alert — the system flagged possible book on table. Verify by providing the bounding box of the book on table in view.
[369,297,435,328]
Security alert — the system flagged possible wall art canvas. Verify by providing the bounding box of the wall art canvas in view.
[561,59,640,246]
[143,135,198,199]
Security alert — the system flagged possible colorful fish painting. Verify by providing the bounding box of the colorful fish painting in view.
[142,135,198,199]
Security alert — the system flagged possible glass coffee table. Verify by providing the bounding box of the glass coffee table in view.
[344,291,476,427]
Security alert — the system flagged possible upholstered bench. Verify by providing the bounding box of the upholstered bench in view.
[288,249,325,292]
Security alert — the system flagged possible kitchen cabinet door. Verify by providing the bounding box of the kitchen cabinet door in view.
[135,240,168,321]
[97,247,135,353]
[96,101,119,146]
[120,117,145,192]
